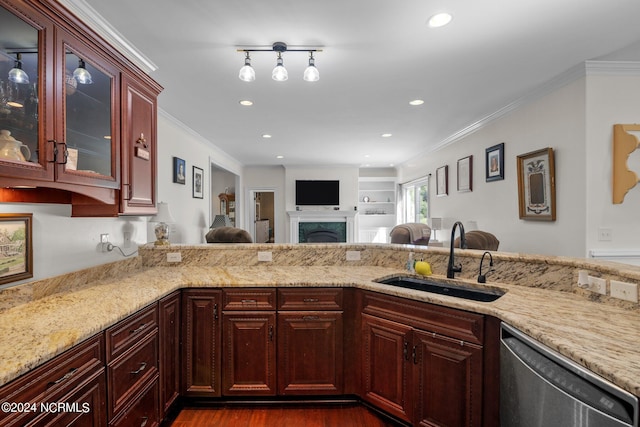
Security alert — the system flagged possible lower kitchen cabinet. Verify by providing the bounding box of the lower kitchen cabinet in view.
[221,288,277,396]
[158,291,181,417]
[361,291,494,427]
[181,289,222,397]
[0,334,106,427]
[362,313,414,423]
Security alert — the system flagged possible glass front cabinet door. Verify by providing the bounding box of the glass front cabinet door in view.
[0,0,161,213]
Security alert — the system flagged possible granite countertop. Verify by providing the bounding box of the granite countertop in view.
[0,265,638,399]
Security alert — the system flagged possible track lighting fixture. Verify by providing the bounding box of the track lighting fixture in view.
[238,51,255,82]
[303,52,319,82]
[73,59,92,84]
[8,53,29,84]
[237,42,322,82]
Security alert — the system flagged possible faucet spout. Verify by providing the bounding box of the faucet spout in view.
[478,251,494,283]
[447,221,466,279]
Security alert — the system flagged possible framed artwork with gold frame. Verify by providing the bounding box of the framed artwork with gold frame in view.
[0,213,33,285]
[517,147,556,221]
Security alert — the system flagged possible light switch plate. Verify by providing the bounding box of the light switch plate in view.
[610,280,638,302]
[258,251,273,262]
[166,252,182,263]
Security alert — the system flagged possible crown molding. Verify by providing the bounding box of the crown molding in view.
[57,0,158,74]
[585,60,640,75]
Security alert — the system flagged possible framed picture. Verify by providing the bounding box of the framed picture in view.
[457,155,473,192]
[517,147,556,221]
[173,157,186,185]
[436,165,448,196]
[0,213,33,285]
[486,142,504,182]
[192,166,204,199]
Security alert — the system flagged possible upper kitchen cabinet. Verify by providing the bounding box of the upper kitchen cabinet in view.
[0,0,162,216]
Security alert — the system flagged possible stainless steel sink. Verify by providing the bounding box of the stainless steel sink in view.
[375,276,505,302]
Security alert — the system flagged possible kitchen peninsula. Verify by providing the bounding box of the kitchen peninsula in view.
[0,243,639,426]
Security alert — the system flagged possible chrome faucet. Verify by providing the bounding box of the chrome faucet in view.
[478,251,494,283]
[447,221,466,278]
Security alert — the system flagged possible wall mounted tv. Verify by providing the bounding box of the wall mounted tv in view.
[295,180,340,206]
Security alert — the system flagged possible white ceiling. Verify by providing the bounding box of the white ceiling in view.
[76,0,640,168]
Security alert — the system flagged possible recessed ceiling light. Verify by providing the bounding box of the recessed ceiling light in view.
[409,99,424,106]
[276,155,284,159]
[381,133,392,138]
[262,134,272,139]
[239,100,253,106]
[428,12,452,28]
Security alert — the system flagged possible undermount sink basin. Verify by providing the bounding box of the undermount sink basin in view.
[375,276,505,302]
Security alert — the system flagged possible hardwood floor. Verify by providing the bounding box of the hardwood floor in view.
[168,404,401,427]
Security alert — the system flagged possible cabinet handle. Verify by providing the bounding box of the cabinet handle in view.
[303,298,319,303]
[269,325,274,342]
[140,416,148,427]
[54,141,68,165]
[130,323,147,334]
[131,362,147,375]
[47,140,57,163]
[214,303,218,320]
[123,183,132,201]
[241,299,257,304]
[47,367,77,387]
[403,341,409,361]
[302,315,319,321]
[412,345,418,365]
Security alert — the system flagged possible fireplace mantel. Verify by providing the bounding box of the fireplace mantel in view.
[287,210,358,243]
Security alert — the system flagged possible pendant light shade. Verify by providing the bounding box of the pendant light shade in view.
[238,52,255,82]
[73,59,92,84]
[8,53,29,84]
[272,52,288,81]
[303,52,319,82]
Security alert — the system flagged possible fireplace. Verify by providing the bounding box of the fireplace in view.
[287,210,357,243]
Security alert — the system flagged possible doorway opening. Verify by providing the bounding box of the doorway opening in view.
[252,190,275,243]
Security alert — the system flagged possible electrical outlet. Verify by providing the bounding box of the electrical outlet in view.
[258,251,272,262]
[587,276,607,295]
[610,280,638,303]
[99,233,110,252]
[166,252,182,263]
[346,250,361,261]
[597,227,613,241]
[123,232,132,248]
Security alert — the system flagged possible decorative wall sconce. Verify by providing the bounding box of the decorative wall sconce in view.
[237,42,322,82]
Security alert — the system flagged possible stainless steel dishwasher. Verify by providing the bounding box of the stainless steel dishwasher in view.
[500,323,638,427]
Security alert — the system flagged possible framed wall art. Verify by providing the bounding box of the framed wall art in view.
[457,155,473,192]
[0,213,33,286]
[192,166,204,199]
[436,165,448,196]
[486,142,504,182]
[517,147,556,221]
[173,157,186,185]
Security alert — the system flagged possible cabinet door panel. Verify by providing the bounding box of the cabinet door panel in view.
[182,290,222,397]
[120,75,157,214]
[361,314,413,423]
[413,330,483,427]
[277,312,343,395]
[222,312,276,396]
[159,292,180,418]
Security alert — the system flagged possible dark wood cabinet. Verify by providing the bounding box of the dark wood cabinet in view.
[105,304,159,423]
[182,289,222,397]
[277,288,344,395]
[361,313,413,423]
[0,333,106,427]
[361,291,492,427]
[412,330,483,427]
[221,289,277,396]
[158,292,181,418]
[0,0,161,215]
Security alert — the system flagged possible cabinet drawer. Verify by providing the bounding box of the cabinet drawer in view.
[362,291,484,345]
[109,378,159,427]
[107,331,158,419]
[0,334,104,427]
[106,304,158,362]
[222,289,276,311]
[278,288,343,311]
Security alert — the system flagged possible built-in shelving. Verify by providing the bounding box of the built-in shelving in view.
[357,177,397,243]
